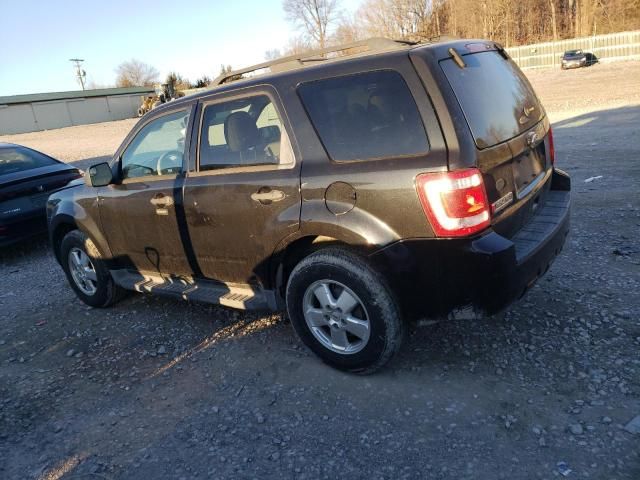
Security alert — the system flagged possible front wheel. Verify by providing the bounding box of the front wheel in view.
[286,248,404,374]
[60,230,125,308]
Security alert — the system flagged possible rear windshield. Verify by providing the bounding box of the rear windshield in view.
[441,51,543,149]
[298,70,429,162]
[0,146,58,175]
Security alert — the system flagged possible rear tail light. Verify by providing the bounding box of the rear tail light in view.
[416,168,491,237]
[548,127,555,165]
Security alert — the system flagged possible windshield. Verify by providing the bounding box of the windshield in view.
[0,146,58,175]
[441,50,544,149]
[564,50,582,57]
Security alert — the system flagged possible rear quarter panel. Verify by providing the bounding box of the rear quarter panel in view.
[275,51,449,249]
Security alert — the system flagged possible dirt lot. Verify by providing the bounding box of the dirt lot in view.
[1,62,639,480]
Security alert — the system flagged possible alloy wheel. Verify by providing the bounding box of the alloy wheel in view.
[302,280,370,354]
[68,247,98,296]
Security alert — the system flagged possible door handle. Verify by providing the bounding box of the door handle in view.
[150,194,174,208]
[251,189,285,204]
[150,194,174,215]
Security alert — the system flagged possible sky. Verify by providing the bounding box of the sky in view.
[0,0,361,96]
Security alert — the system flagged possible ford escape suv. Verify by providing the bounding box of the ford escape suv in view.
[48,38,571,373]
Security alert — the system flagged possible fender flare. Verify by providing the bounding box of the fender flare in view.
[268,203,400,294]
[49,206,112,264]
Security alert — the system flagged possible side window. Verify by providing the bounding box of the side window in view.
[121,109,190,179]
[298,70,429,162]
[199,95,294,171]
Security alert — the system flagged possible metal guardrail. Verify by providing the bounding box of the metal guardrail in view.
[507,30,640,69]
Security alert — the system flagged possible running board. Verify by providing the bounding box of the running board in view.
[110,269,277,310]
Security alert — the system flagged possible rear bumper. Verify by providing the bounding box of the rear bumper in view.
[369,169,571,319]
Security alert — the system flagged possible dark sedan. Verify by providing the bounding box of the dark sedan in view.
[0,143,82,246]
[561,49,597,69]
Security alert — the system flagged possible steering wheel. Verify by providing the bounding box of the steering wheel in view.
[156,150,183,175]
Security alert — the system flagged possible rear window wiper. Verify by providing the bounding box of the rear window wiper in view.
[494,42,509,60]
[448,47,466,69]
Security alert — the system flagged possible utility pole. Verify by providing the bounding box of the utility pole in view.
[69,58,86,90]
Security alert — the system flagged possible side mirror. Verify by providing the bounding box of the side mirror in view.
[86,162,113,187]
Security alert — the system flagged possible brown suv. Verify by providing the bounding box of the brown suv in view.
[48,38,571,373]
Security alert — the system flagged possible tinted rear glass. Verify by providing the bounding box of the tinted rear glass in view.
[298,70,429,161]
[441,51,543,149]
[0,146,57,175]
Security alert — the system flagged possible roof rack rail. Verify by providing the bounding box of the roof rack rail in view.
[211,37,418,86]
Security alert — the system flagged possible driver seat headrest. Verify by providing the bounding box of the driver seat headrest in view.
[224,111,260,152]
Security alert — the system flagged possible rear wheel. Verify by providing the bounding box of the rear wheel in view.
[286,248,404,374]
[60,230,125,308]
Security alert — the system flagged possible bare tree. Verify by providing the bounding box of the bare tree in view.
[280,0,640,52]
[166,72,191,92]
[284,35,313,55]
[115,59,159,87]
[193,76,211,88]
[333,13,364,44]
[357,0,430,41]
[219,64,233,77]
[283,0,340,49]
[264,49,282,60]
[549,0,559,40]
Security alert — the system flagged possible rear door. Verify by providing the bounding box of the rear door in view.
[182,87,301,285]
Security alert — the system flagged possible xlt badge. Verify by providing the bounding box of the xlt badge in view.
[491,191,513,214]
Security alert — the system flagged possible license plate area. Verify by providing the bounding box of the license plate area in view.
[513,144,545,198]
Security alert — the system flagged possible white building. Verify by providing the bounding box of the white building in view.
[0,87,154,135]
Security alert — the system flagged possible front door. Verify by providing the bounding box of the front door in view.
[98,108,193,276]
[183,91,301,285]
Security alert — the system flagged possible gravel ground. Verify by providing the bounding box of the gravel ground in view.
[1,61,639,480]
[526,61,640,119]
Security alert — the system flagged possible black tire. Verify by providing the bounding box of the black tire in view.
[286,248,404,374]
[60,229,125,308]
